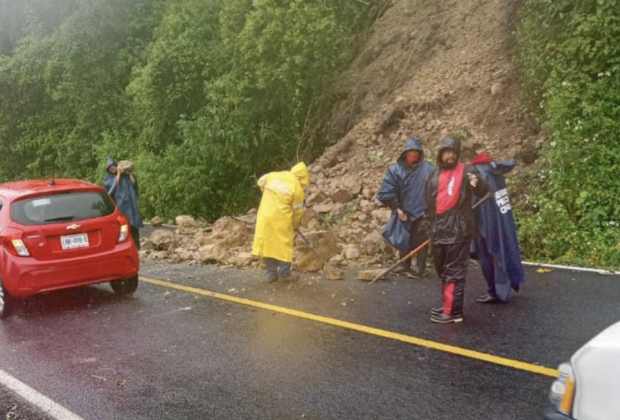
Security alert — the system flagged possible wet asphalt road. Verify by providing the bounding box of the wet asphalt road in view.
[1,240,620,419]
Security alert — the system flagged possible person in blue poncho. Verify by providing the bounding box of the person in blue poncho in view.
[376,137,436,276]
[103,157,144,250]
[462,148,525,303]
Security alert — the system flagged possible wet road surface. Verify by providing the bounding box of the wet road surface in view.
[1,253,619,419]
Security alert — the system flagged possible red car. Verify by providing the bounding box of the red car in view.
[0,179,139,318]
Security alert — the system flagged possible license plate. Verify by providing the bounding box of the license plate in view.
[61,233,89,250]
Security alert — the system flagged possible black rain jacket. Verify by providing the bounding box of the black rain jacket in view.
[425,138,488,245]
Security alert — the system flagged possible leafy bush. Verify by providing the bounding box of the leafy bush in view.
[0,0,379,221]
[517,0,620,267]
[129,0,378,221]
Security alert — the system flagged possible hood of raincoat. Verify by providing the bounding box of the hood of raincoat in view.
[291,162,310,188]
[105,157,118,173]
[489,159,517,175]
[470,152,517,176]
[397,137,424,164]
[436,137,461,169]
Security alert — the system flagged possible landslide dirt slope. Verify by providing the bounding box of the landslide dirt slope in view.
[142,0,547,271]
[314,0,543,180]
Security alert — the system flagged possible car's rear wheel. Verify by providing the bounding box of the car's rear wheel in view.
[110,275,139,296]
[0,275,15,319]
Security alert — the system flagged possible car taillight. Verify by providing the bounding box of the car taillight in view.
[0,228,31,257]
[119,224,129,243]
[116,215,129,243]
[11,239,30,256]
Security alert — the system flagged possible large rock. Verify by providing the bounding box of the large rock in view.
[198,244,226,264]
[175,215,198,235]
[175,215,197,228]
[208,217,249,248]
[294,230,340,272]
[150,216,163,226]
[149,229,176,250]
[117,160,134,173]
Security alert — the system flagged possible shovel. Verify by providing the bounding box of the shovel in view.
[296,230,321,259]
[369,192,492,284]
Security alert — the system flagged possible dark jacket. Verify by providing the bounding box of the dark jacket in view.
[425,138,488,245]
[472,157,525,295]
[103,157,144,229]
[377,138,436,253]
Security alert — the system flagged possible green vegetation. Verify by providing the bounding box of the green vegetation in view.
[517,0,620,267]
[2,0,617,268]
[0,0,379,220]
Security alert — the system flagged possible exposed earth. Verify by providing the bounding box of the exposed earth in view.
[140,0,547,279]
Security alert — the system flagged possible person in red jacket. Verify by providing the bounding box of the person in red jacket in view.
[425,138,488,324]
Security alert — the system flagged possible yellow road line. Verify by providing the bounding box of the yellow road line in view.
[140,276,559,378]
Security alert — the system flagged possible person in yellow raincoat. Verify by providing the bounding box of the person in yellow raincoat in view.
[251,162,310,283]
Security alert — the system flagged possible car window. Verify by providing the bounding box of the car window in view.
[11,191,116,225]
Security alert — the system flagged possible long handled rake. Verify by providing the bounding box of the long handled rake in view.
[369,192,492,284]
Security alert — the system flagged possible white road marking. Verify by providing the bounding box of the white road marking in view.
[0,369,86,420]
[522,261,618,275]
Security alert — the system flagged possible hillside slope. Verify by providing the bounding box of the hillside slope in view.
[142,0,546,271]
[318,0,542,173]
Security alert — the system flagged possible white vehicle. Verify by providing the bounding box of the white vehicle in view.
[545,320,620,420]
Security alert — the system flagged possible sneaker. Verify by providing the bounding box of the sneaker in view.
[476,293,503,304]
[430,313,464,324]
[265,275,278,283]
[279,274,300,283]
[430,306,444,315]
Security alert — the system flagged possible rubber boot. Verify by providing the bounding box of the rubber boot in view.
[430,280,464,323]
[410,247,428,277]
[430,282,446,315]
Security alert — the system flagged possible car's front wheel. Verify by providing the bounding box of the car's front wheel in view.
[0,275,15,319]
[110,275,139,296]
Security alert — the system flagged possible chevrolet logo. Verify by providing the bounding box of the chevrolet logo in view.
[66,224,81,230]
